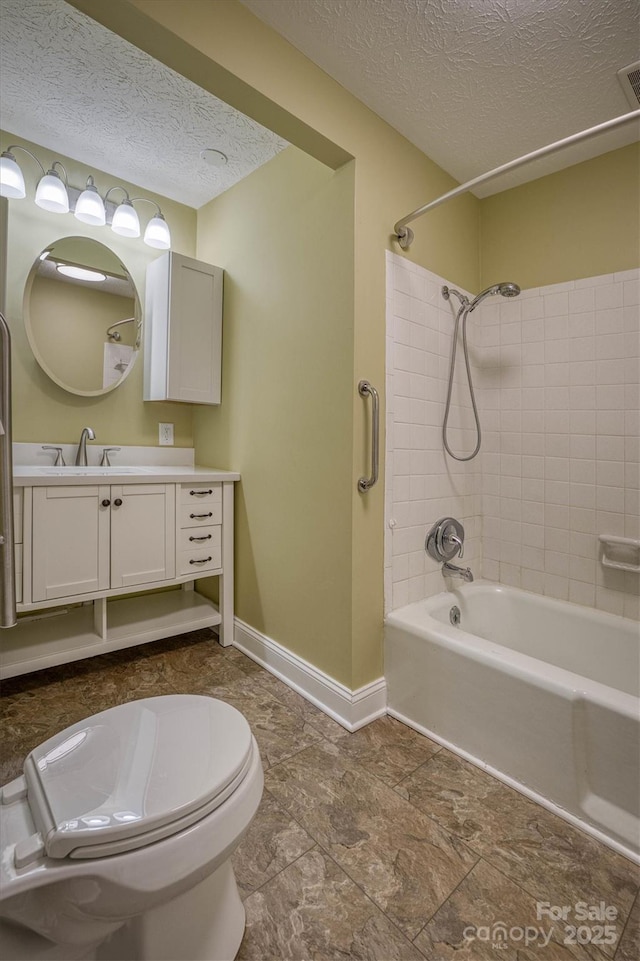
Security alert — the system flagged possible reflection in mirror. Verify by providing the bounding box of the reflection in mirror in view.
[24,237,141,396]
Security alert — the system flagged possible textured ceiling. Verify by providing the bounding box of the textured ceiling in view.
[0,0,288,209]
[241,0,640,196]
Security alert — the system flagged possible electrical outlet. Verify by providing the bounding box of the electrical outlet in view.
[159,423,174,446]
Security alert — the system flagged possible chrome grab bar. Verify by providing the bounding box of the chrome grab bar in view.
[357,380,379,493]
[0,310,16,628]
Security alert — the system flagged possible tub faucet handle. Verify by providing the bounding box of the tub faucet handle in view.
[445,531,464,559]
[426,517,466,563]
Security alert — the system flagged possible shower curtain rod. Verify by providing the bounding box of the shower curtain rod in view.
[394,108,640,249]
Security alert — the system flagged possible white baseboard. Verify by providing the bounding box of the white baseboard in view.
[233,618,387,732]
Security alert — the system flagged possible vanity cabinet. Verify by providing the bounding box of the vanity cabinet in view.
[5,471,238,680]
[31,484,175,602]
[144,252,223,405]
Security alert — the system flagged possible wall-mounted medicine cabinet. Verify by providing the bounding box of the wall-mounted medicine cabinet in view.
[144,251,223,405]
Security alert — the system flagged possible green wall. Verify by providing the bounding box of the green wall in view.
[480,143,640,288]
[1,131,197,446]
[195,147,355,682]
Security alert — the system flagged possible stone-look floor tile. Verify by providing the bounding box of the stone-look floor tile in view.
[223,646,266,677]
[150,635,249,692]
[395,750,639,954]
[615,891,639,961]
[237,847,426,961]
[73,656,182,713]
[265,740,366,820]
[1,722,56,783]
[335,716,441,786]
[394,748,517,843]
[232,789,316,898]
[413,857,610,961]
[254,671,347,741]
[1,663,105,731]
[468,805,638,952]
[266,741,477,939]
[199,675,324,770]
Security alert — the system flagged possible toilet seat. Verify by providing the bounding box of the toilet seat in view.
[3,695,254,863]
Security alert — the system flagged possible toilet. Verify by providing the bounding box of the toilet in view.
[0,694,263,961]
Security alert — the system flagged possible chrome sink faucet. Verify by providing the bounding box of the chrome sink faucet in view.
[75,427,96,466]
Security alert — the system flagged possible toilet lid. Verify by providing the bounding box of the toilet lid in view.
[23,695,254,859]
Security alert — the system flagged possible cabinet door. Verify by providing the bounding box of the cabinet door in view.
[110,484,175,588]
[145,252,222,405]
[32,486,110,602]
[168,254,223,404]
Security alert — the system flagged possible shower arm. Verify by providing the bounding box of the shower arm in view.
[394,108,640,248]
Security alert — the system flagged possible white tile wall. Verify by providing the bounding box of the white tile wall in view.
[386,253,640,619]
[385,252,482,612]
[477,268,640,620]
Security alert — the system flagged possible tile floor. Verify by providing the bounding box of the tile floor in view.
[1,629,638,960]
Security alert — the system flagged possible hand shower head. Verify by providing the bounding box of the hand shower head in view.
[468,282,521,312]
[497,282,521,298]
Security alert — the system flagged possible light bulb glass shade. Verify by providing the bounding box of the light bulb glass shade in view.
[143,213,171,249]
[111,199,140,237]
[35,170,69,213]
[74,183,106,226]
[0,152,26,198]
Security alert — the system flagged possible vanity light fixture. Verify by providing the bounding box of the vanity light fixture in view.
[130,197,171,249]
[35,163,70,214]
[1,145,70,212]
[74,176,106,226]
[107,186,141,238]
[0,145,171,249]
[0,148,27,198]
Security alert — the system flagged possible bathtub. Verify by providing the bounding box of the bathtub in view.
[385,582,640,863]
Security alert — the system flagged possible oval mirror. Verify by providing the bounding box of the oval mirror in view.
[24,237,141,396]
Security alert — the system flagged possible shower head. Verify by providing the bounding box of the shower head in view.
[468,282,520,312]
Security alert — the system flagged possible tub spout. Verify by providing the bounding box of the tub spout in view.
[443,562,474,582]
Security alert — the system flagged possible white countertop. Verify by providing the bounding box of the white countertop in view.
[13,465,240,487]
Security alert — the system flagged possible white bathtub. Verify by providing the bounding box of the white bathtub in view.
[385,582,640,863]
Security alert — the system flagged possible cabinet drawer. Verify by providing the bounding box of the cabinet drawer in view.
[179,483,221,505]
[178,528,221,575]
[179,502,222,528]
[178,525,219,551]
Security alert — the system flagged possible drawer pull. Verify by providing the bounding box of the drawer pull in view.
[101,499,110,507]
[190,489,213,496]
[114,498,123,507]
[189,534,212,542]
[190,556,212,565]
[190,512,213,519]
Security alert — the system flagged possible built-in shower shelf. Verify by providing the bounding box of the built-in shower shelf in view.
[598,535,640,574]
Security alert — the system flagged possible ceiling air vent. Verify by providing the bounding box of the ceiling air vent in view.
[617,60,640,108]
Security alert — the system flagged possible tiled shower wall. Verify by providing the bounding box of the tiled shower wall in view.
[385,252,482,611]
[476,268,639,620]
[385,251,640,618]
